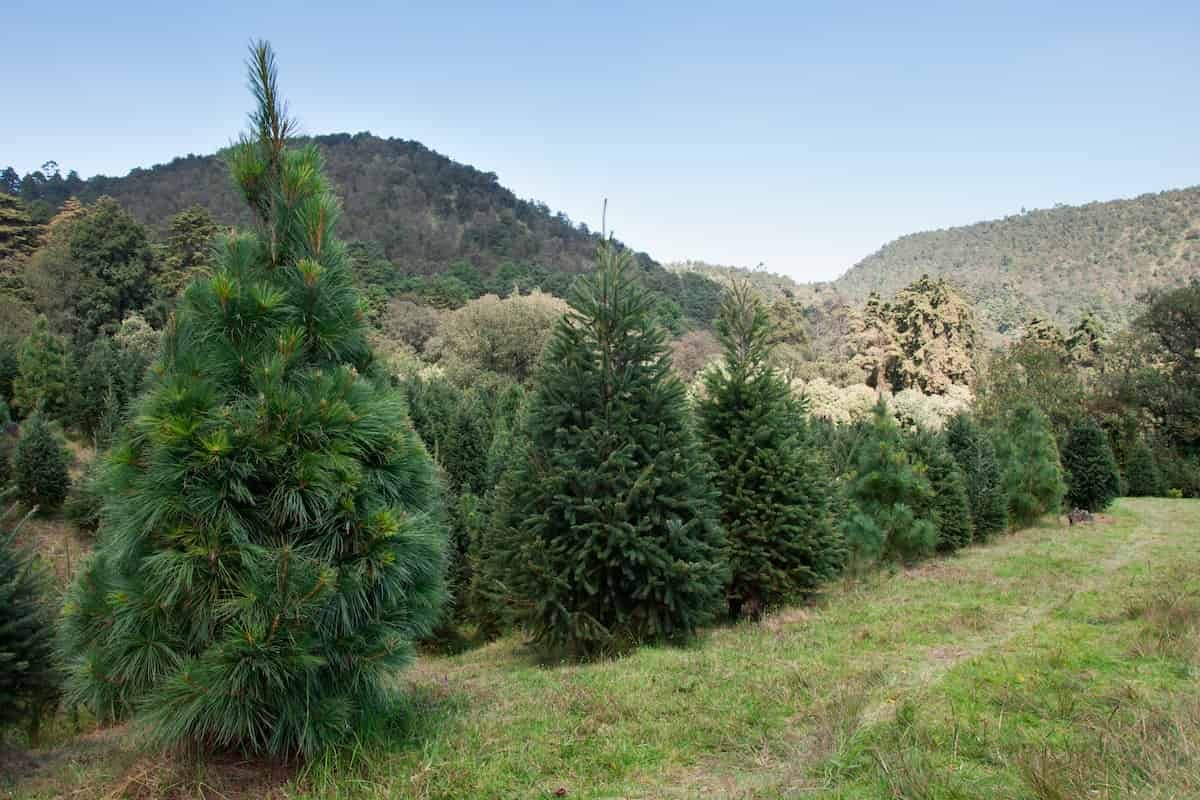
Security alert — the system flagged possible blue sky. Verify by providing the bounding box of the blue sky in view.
[4,1,1198,281]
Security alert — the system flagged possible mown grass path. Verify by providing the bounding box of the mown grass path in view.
[305,498,1198,799]
[8,499,1198,799]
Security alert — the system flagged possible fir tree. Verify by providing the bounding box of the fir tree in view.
[0,506,59,744]
[1124,438,1165,497]
[13,316,70,419]
[945,414,1008,539]
[13,412,70,513]
[1062,417,1121,511]
[907,429,974,552]
[994,402,1065,527]
[490,243,726,656]
[58,43,447,758]
[698,280,843,618]
[842,400,938,563]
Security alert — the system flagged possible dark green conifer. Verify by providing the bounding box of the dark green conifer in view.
[12,412,70,513]
[698,280,842,618]
[907,429,974,552]
[842,400,938,563]
[1062,417,1121,511]
[491,243,726,656]
[58,43,446,757]
[1124,438,1165,497]
[0,507,59,744]
[13,316,70,419]
[945,414,1008,539]
[994,402,1065,527]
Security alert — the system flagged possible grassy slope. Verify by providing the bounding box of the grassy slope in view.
[8,498,1199,799]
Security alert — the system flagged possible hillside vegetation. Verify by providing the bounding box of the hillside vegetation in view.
[835,188,1200,338]
[55,134,607,278]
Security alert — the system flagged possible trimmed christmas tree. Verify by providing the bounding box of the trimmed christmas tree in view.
[698,280,843,618]
[0,506,59,744]
[13,412,70,513]
[945,414,1008,539]
[1062,417,1121,511]
[908,429,974,552]
[993,402,1065,527]
[1124,438,1165,497]
[58,43,447,758]
[490,243,726,656]
[842,400,939,564]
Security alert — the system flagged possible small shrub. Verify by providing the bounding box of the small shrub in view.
[12,413,70,513]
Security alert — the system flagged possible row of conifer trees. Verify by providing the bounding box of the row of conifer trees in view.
[2,42,1120,759]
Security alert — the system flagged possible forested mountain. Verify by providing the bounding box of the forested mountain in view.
[69,133,604,277]
[6,134,724,327]
[834,187,1200,338]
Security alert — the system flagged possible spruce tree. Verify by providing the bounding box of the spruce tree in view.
[842,400,939,563]
[994,402,1065,527]
[0,507,59,744]
[13,412,70,513]
[907,429,974,552]
[58,43,447,758]
[490,243,726,656]
[698,280,842,618]
[13,316,70,419]
[1062,417,1121,511]
[1124,438,1165,497]
[945,414,1008,539]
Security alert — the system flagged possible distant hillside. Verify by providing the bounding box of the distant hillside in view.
[666,260,852,359]
[834,187,1200,338]
[71,132,608,278]
[6,136,727,328]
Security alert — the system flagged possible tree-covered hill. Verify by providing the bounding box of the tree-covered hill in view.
[70,133,604,278]
[833,187,1200,338]
[7,136,725,327]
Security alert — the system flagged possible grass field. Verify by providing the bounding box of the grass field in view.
[5,498,1198,799]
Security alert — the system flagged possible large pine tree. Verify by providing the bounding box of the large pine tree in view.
[489,243,726,656]
[698,280,842,618]
[59,43,447,757]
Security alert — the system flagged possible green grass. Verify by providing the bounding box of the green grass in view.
[6,499,1199,799]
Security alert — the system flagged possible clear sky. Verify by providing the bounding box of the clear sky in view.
[4,1,1199,281]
